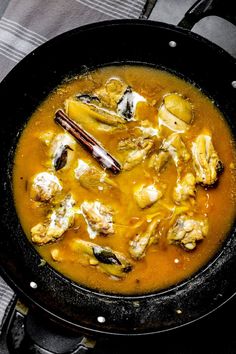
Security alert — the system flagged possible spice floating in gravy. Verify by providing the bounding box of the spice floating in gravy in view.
[13,66,236,294]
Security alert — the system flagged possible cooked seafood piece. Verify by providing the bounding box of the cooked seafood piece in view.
[134,184,163,208]
[76,94,100,105]
[148,151,170,173]
[161,133,190,171]
[124,141,153,170]
[118,136,154,170]
[135,124,159,139]
[74,160,117,192]
[129,217,160,259]
[173,173,196,204]
[80,201,114,238]
[192,134,224,186]
[117,86,146,121]
[49,133,76,171]
[167,214,208,250]
[75,78,146,123]
[31,195,76,245]
[95,77,146,121]
[94,77,127,111]
[70,239,132,278]
[30,172,62,202]
[158,93,193,132]
[65,98,125,132]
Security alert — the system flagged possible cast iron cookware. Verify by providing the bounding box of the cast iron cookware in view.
[0,0,236,336]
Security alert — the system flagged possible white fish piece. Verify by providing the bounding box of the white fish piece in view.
[134,184,163,209]
[191,134,223,186]
[121,137,154,171]
[136,126,159,138]
[173,173,196,204]
[80,201,114,239]
[30,172,62,202]
[70,239,132,278]
[148,151,170,173]
[167,214,208,250]
[161,133,190,170]
[76,78,146,124]
[129,217,160,259]
[31,194,76,244]
[74,159,117,192]
[117,86,146,121]
[49,133,76,171]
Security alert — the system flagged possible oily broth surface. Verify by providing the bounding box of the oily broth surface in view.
[13,66,236,294]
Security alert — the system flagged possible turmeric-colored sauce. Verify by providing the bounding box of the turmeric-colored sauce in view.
[13,66,236,294]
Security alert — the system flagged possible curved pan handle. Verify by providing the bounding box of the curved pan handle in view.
[3,305,96,354]
[178,0,236,30]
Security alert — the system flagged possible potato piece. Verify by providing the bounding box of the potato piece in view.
[164,93,193,124]
[158,93,193,133]
[158,104,189,133]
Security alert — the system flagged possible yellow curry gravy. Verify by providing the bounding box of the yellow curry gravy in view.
[13,66,236,294]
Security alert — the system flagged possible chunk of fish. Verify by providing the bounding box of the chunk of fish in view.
[95,78,146,121]
[158,93,193,133]
[173,173,196,204]
[74,159,117,192]
[134,184,163,208]
[135,123,159,139]
[73,78,146,127]
[30,172,62,202]
[191,134,224,186]
[129,218,160,259]
[117,86,146,121]
[65,98,125,132]
[94,78,127,111]
[119,137,154,171]
[80,201,114,238]
[148,151,170,173]
[70,239,132,278]
[31,195,76,245]
[161,133,190,171]
[167,215,208,250]
[49,133,76,171]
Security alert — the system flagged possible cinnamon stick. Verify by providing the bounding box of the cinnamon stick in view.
[54,109,121,174]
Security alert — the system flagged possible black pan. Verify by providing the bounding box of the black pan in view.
[0,0,236,337]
